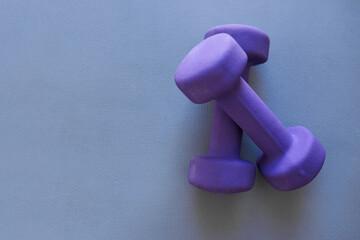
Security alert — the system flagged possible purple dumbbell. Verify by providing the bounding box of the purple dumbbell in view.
[175,33,325,191]
[185,25,270,194]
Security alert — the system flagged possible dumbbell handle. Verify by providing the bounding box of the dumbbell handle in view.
[207,65,250,157]
[218,77,293,157]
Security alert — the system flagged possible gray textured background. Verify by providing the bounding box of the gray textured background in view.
[0,0,359,239]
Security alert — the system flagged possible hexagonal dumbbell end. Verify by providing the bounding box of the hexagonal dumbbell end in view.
[257,126,326,190]
[205,24,269,66]
[175,34,256,193]
[175,33,247,104]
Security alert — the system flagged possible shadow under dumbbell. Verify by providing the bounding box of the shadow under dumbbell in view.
[254,172,310,238]
[193,188,246,238]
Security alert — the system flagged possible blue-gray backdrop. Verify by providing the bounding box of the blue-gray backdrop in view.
[0,0,359,239]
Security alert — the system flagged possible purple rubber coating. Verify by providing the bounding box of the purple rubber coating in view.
[188,156,255,193]
[175,34,250,193]
[175,33,326,191]
[175,34,247,104]
[187,25,270,194]
[205,24,270,65]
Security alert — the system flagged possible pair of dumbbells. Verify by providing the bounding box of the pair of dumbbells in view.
[175,24,326,193]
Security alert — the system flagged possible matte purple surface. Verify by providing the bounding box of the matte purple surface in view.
[175,33,247,104]
[175,33,326,192]
[187,25,270,193]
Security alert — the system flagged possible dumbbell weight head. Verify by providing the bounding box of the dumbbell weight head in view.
[257,126,325,190]
[175,33,247,104]
[205,24,269,66]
